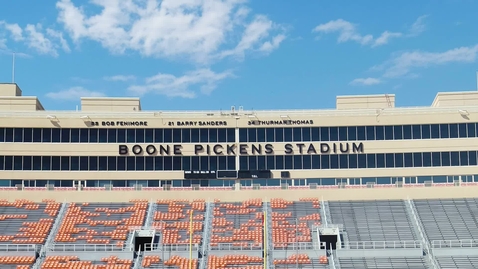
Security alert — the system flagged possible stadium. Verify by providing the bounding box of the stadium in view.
[1,82,478,269]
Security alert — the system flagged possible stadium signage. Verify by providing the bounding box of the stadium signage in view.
[248,120,314,126]
[118,142,364,156]
[86,120,229,127]
[169,121,228,126]
[88,121,148,127]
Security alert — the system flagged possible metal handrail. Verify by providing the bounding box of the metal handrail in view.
[431,239,478,248]
[46,244,132,252]
[406,199,439,269]
[343,240,422,249]
[0,244,37,252]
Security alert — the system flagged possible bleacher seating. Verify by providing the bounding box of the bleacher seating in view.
[2,197,478,269]
[0,199,60,245]
[210,199,263,248]
[328,200,419,242]
[142,255,198,269]
[152,199,205,245]
[339,257,429,269]
[270,198,321,248]
[40,255,133,269]
[436,255,478,269]
[208,255,262,269]
[0,256,35,269]
[414,198,478,241]
[274,255,329,268]
[54,200,148,247]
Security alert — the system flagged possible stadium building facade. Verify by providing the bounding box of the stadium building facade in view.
[2,83,478,189]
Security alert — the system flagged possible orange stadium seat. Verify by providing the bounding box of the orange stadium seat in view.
[0,199,60,244]
[274,254,312,264]
[208,254,262,269]
[210,199,263,248]
[163,255,198,269]
[152,199,205,245]
[54,200,148,246]
[270,198,320,248]
[40,255,133,269]
[0,256,35,266]
[142,256,161,267]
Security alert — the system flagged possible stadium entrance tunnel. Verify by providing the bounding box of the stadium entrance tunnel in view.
[320,234,337,250]
[318,227,340,250]
[135,236,153,251]
[134,230,156,252]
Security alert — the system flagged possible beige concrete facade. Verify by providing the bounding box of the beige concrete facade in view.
[1,83,478,182]
[0,185,477,202]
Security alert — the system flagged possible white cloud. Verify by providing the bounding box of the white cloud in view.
[1,22,23,41]
[313,16,426,47]
[104,75,136,82]
[313,19,373,45]
[408,15,428,36]
[259,34,286,53]
[128,69,234,98]
[46,28,71,53]
[378,44,478,78]
[0,38,6,50]
[24,24,61,56]
[349,77,382,86]
[372,31,402,48]
[46,86,105,100]
[1,21,71,56]
[56,0,285,64]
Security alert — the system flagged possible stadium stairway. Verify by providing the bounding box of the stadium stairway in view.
[404,199,440,269]
[264,200,274,268]
[144,200,157,228]
[320,200,341,268]
[31,201,69,269]
[125,200,155,251]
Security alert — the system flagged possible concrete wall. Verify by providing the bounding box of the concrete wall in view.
[1,185,477,202]
[1,87,478,181]
[81,97,141,112]
[336,94,395,109]
[432,92,478,107]
[0,104,478,180]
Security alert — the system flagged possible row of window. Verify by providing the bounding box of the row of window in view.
[0,128,235,143]
[3,174,476,188]
[239,151,478,170]
[240,123,478,142]
[0,156,235,171]
[2,122,478,144]
[0,151,476,171]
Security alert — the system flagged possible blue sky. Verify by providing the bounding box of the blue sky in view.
[0,0,477,111]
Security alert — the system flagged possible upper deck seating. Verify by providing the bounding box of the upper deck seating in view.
[0,199,60,245]
[436,255,478,269]
[208,254,262,269]
[414,198,478,241]
[274,255,329,268]
[40,255,133,269]
[54,200,148,247]
[270,198,321,248]
[328,200,418,242]
[210,199,263,248]
[152,199,205,245]
[339,257,429,269]
[0,256,35,269]
[142,255,198,269]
